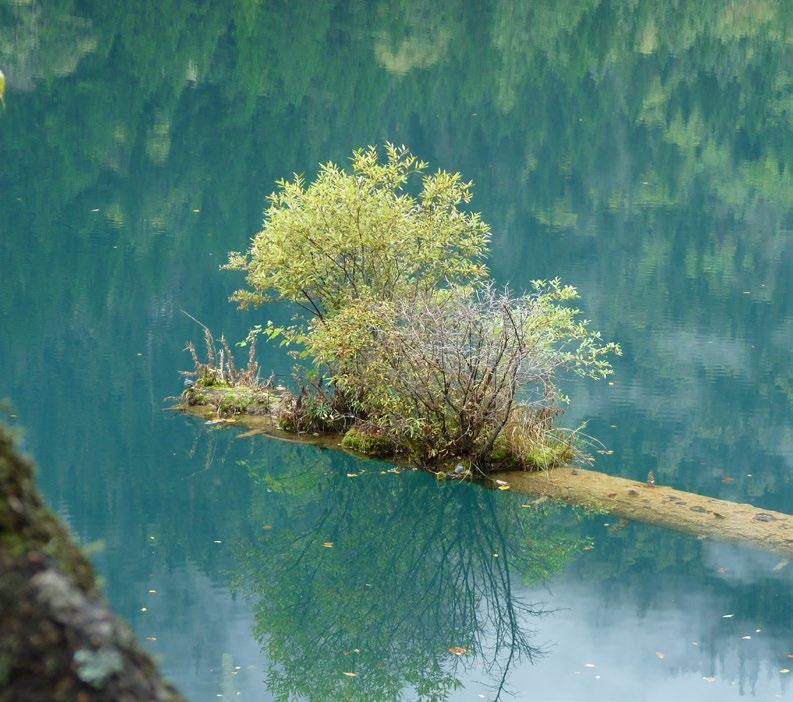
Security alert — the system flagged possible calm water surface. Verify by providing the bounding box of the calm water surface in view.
[1,2,792,700]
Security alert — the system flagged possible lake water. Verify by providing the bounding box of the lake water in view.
[1,2,792,700]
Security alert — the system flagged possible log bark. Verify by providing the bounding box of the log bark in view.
[179,398,793,559]
[495,466,793,558]
[0,426,185,702]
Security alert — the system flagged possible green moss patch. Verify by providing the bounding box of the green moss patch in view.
[341,427,396,457]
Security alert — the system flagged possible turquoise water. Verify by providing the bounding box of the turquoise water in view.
[1,2,792,699]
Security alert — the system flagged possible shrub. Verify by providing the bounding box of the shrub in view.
[225,144,490,334]
[307,283,618,468]
[221,145,620,473]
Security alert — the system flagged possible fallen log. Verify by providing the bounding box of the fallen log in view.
[179,397,793,559]
[0,425,185,702]
[496,466,793,559]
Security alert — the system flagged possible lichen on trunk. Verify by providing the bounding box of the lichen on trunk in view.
[0,425,185,702]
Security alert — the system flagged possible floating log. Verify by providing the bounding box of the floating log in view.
[497,467,793,558]
[178,398,793,559]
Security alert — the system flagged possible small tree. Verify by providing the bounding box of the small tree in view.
[226,144,491,325]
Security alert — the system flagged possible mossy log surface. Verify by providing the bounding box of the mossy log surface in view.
[0,426,185,702]
[180,393,793,558]
[497,467,793,558]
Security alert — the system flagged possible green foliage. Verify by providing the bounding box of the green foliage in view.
[225,144,490,326]
[221,146,620,470]
[306,283,618,468]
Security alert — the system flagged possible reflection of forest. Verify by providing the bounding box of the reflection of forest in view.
[1,0,790,509]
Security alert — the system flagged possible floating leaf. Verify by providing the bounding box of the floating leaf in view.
[742,636,751,640]
[722,613,734,618]
[584,663,596,668]
[721,476,735,484]
[498,485,511,491]
[780,669,791,674]
[655,651,665,660]
[448,647,467,656]
[342,671,357,677]
[494,479,509,486]
[323,542,334,548]
[702,676,716,683]
[772,559,789,572]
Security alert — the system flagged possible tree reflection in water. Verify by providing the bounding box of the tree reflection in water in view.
[230,444,586,700]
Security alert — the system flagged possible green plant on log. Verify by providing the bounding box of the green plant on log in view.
[225,145,619,471]
[306,283,616,467]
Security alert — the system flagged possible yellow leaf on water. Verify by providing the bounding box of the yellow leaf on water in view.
[342,671,357,677]
[780,669,790,674]
[323,542,334,548]
[498,485,511,491]
[448,647,467,656]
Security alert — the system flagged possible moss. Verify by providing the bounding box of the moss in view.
[0,428,96,592]
[520,441,576,470]
[0,425,186,700]
[341,427,395,457]
[488,434,575,472]
[184,383,271,417]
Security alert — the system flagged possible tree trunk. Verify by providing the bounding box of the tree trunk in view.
[0,426,185,702]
